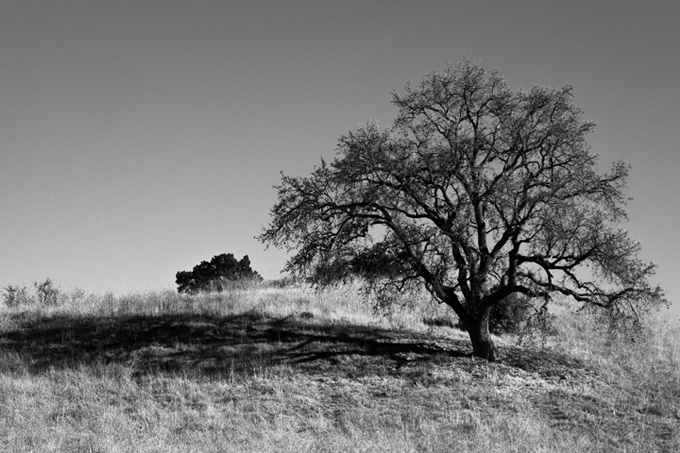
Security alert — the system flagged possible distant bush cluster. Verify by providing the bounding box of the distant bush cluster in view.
[175,253,262,294]
[3,278,60,307]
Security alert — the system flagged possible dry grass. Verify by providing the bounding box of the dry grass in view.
[0,283,678,452]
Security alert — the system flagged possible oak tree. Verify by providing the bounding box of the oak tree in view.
[176,253,262,294]
[259,62,666,360]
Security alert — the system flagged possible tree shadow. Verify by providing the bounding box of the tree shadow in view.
[1,310,595,384]
[0,311,473,380]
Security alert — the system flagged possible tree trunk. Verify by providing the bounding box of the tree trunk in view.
[467,308,497,361]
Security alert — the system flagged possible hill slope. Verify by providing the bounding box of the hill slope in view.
[1,285,678,452]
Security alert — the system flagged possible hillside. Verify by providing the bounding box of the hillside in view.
[1,284,678,452]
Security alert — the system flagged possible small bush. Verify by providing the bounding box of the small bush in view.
[34,279,59,306]
[3,279,61,307]
[422,315,458,329]
[265,276,301,289]
[489,294,532,334]
[3,285,31,307]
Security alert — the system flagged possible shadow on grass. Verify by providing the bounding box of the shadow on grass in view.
[3,311,676,452]
[0,311,475,380]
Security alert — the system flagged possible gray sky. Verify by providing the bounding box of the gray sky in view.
[1,1,678,313]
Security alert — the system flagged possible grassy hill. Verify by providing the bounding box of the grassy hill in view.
[1,283,678,452]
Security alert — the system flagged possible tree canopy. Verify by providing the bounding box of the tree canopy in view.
[176,253,262,294]
[259,62,666,360]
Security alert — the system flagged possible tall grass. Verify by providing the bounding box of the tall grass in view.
[1,282,678,452]
[547,303,680,421]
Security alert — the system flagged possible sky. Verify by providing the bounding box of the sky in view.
[1,1,678,313]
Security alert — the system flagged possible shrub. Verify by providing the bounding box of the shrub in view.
[34,279,59,306]
[3,279,60,307]
[489,293,532,334]
[2,285,30,307]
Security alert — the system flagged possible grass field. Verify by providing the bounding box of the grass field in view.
[1,283,678,452]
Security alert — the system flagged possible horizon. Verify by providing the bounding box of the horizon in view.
[1,1,678,314]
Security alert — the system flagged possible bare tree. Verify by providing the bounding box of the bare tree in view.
[259,62,666,361]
